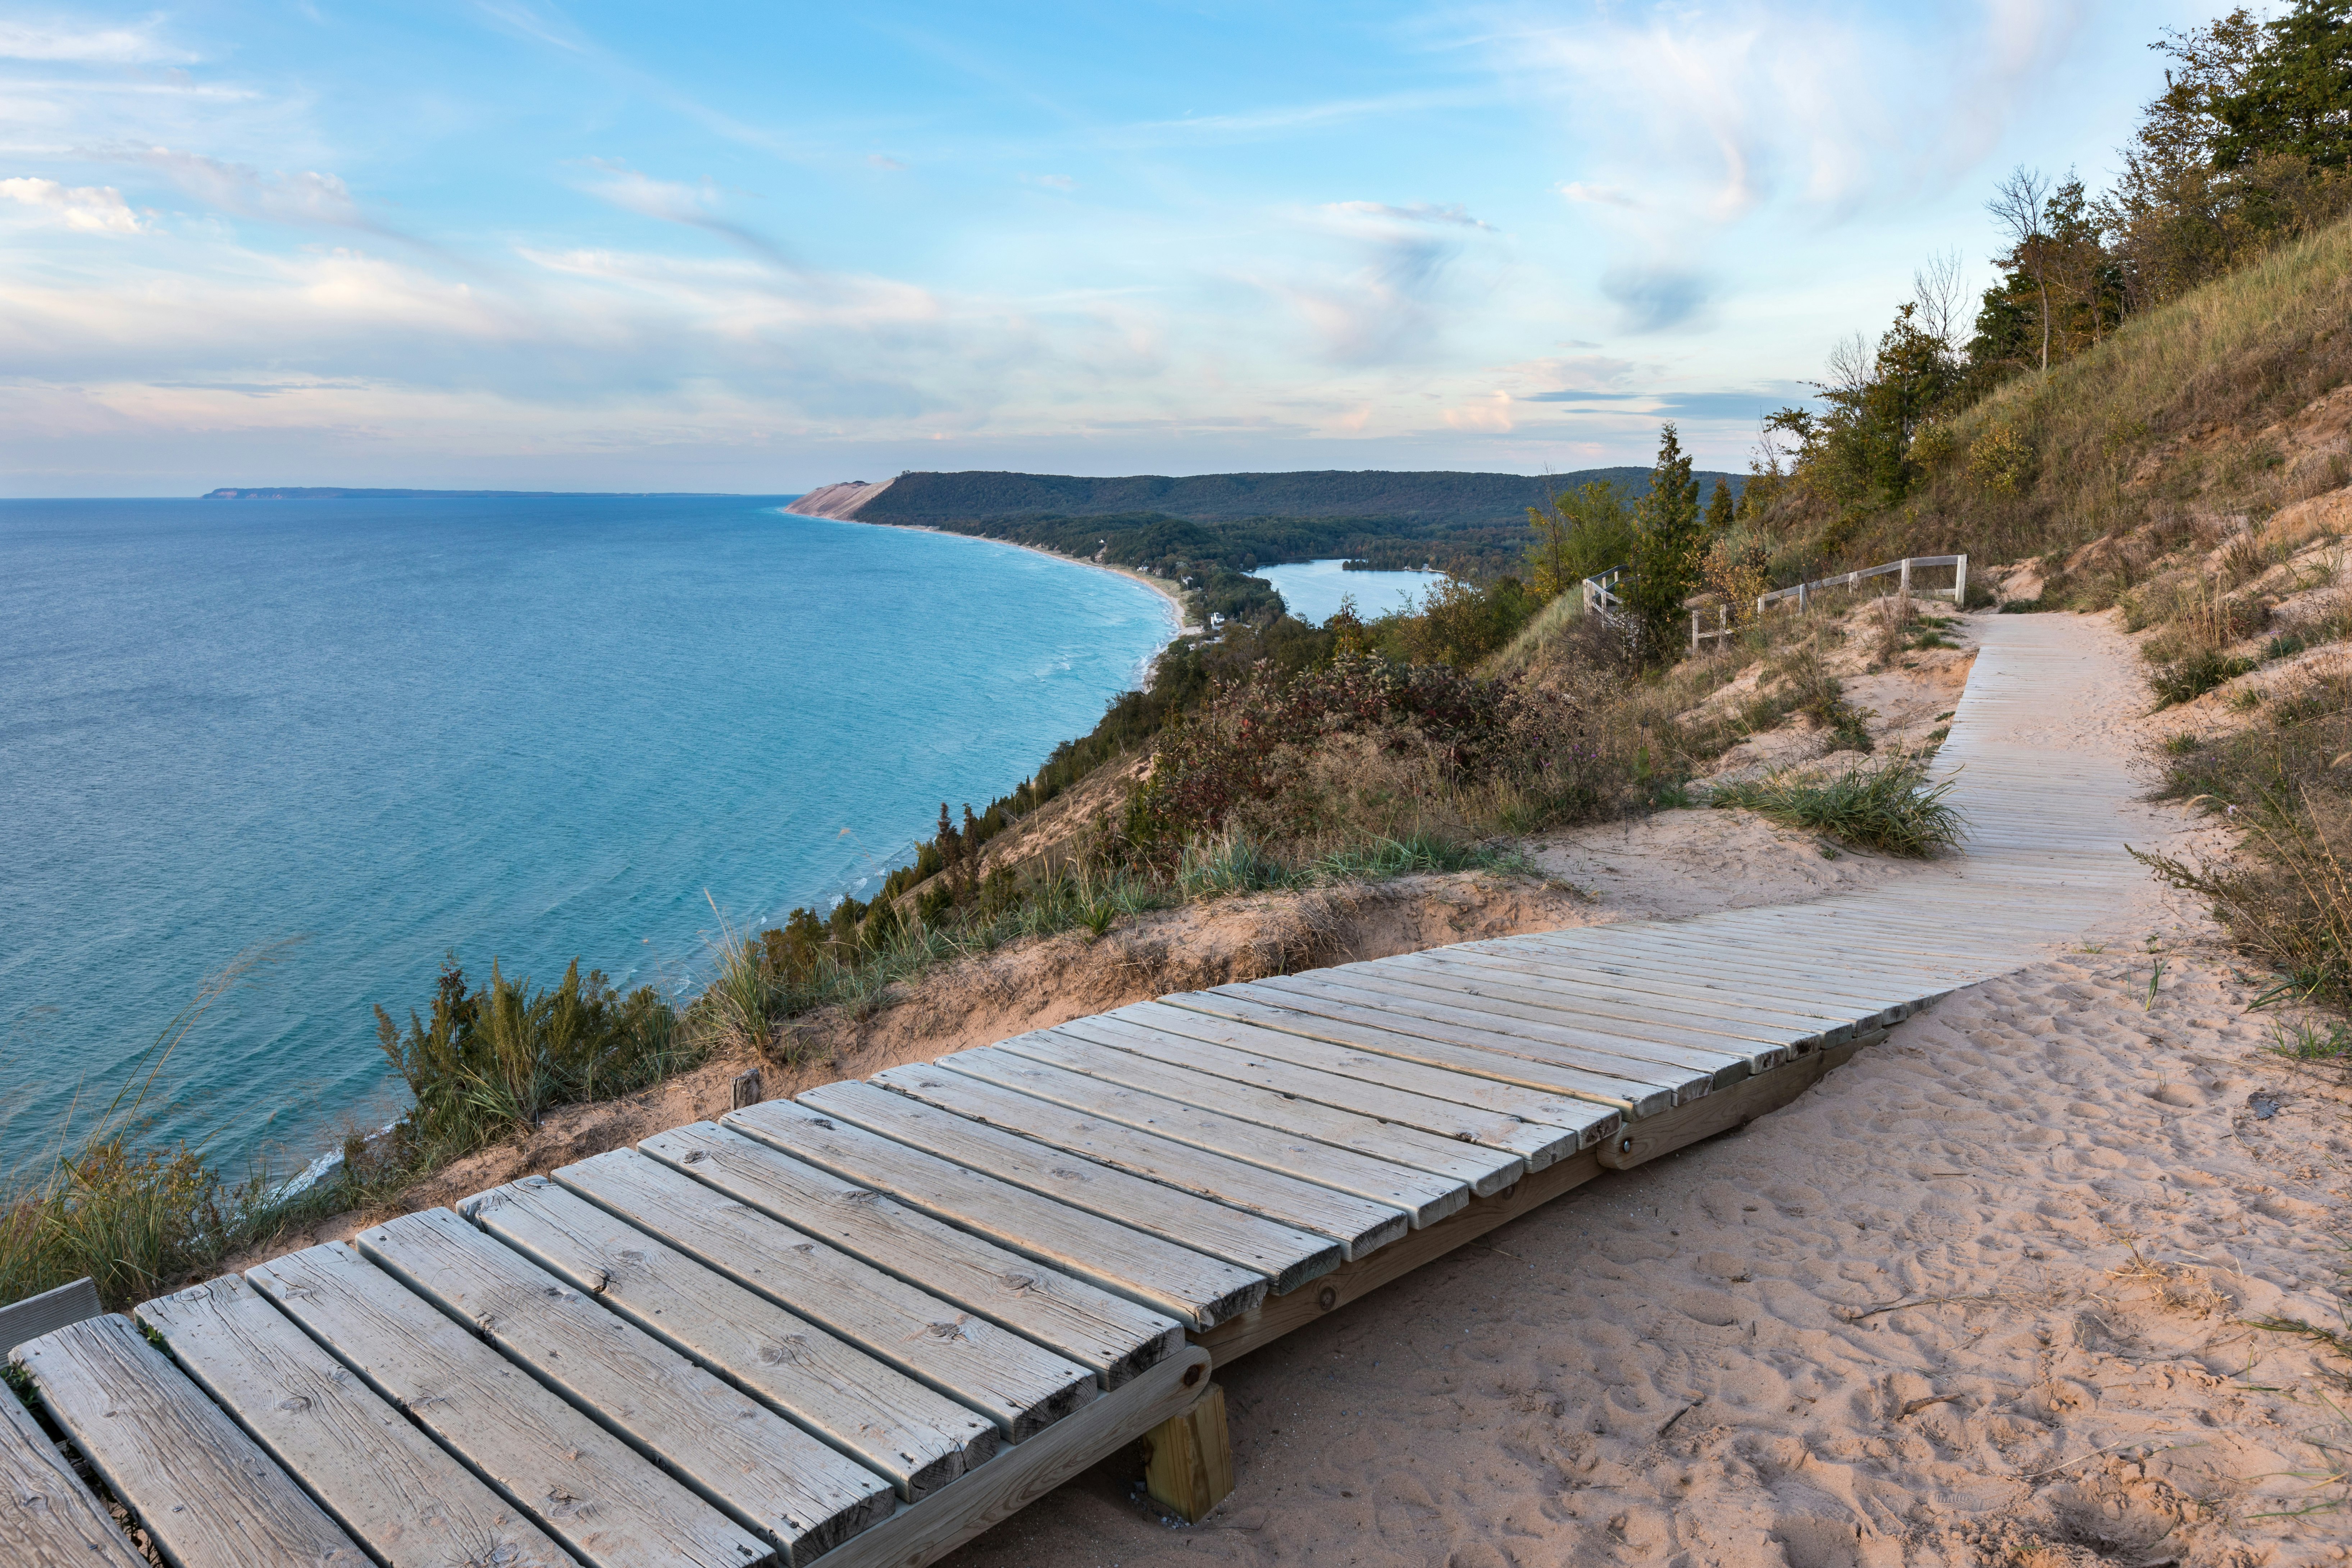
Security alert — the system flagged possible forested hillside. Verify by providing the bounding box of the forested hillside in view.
[823,466,1736,578]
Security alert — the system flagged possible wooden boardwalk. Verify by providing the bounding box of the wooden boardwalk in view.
[6,617,2141,1567]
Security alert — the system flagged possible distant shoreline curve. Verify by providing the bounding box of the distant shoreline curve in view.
[780,509,1191,640]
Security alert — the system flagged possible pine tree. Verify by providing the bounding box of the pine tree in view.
[1623,423,1705,661]
[1703,478,1736,534]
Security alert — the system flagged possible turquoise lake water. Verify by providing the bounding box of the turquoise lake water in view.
[0,497,1175,1176]
[1253,559,1446,625]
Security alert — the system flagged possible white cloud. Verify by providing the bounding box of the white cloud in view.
[0,17,189,64]
[1024,173,1076,192]
[0,176,142,232]
[579,164,797,266]
[131,146,364,226]
[1324,201,1494,231]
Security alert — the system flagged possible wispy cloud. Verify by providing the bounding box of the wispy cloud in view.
[1116,88,1484,143]
[579,163,799,268]
[0,175,143,232]
[1557,182,1636,209]
[1324,201,1494,231]
[0,16,191,64]
[132,146,363,226]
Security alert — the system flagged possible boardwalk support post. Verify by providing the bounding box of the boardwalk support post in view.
[1142,1378,1233,1524]
[1955,553,1968,608]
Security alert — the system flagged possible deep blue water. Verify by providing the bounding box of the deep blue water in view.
[0,497,1173,1176]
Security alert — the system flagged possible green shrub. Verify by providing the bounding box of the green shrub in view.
[1709,757,1965,856]
[2148,649,2258,707]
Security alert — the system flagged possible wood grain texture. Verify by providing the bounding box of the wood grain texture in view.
[553,1149,1097,1441]
[801,1348,1214,1568]
[997,1027,1526,1194]
[11,1312,367,1568]
[0,1357,146,1568]
[791,1082,1343,1295]
[1401,945,1892,1031]
[1140,1383,1231,1526]
[870,1066,1410,1258]
[930,1045,1473,1225]
[639,1123,1181,1390]
[1160,989,1679,1118]
[1104,1002,1622,1150]
[358,1207,893,1561]
[135,1272,579,1568]
[463,1176,991,1502]
[722,1098,1267,1331]
[1378,952,1826,1057]
[246,1242,776,1568]
[1257,971,1761,1085]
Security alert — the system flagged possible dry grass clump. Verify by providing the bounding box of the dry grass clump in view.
[2140,661,2352,1010]
[1707,755,1964,857]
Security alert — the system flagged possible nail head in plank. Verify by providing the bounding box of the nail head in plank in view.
[933,1045,1473,1225]
[720,1099,1266,1330]
[790,1082,1340,1296]
[871,1064,1410,1258]
[246,1241,776,1568]
[1007,1024,1529,1192]
[12,1312,368,1568]
[135,1272,579,1568]
[639,1121,1182,1387]
[554,1148,1095,1440]
[0,1349,147,1568]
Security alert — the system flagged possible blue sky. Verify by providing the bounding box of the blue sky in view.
[3,1,2213,494]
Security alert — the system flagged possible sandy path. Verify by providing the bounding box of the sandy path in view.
[937,612,2352,1567]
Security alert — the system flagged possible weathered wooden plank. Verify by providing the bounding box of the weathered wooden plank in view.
[135,1272,579,1568]
[870,1065,1410,1259]
[1105,1001,1622,1151]
[247,1241,776,1568]
[1487,931,1970,1005]
[993,1029,1524,1195]
[359,1208,889,1562]
[1052,1014,1571,1173]
[1160,988,1678,1117]
[721,1098,1268,1329]
[1368,953,1821,1059]
[1248,970,1744,1087]
[1395,948,1879,1036]
[555,1149,1095,1440]
[1458,939,1931,1021]
[1266,969,1777,1080]
[11,1312,368,1568]
[788,1082,1341,1295]
[462,1178,989,1503]
[804,1346,1215,1568]
[0,1352,147,1568]
[638,1121,1182,1387]
[1177,985,1694,1115]
[931,1045,1473,1225]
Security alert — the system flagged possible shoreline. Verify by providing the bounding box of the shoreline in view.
[781,510,1194,637]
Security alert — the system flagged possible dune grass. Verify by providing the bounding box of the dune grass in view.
[1708,756,1965,857]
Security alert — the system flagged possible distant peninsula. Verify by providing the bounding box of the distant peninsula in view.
[201,487,782,500]
[788,466,1742,579]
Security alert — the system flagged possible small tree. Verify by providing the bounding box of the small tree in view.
[1703,477,1736,534]
[1623,423,1704,660]
[1523,479,1635,601]
[1986,165,2056,380]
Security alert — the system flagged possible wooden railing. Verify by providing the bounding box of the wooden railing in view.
[1693,553,1968,651]
[1597,554,1970,653]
